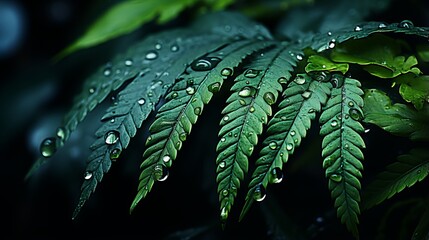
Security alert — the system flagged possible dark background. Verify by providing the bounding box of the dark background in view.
[2,0,429,239]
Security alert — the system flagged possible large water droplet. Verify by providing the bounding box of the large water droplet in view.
[145,51,158,60]
[269,167,283,184]
[294,75,306,85]
[138,98,146,105]
[163,155,171,163]
[154,164,169,181]
[349,108,363,121]
[253,184,266,202]
[238,86,256,98]
[208,82,221,93]
[191,57,221,71]
[110,148,121,160]
[269,141,277,150]
[398,20,414,28]
[40,137,56,157]
[221,68,233,77]
[263,92,276,105]
[186,86,195,95]
[330,174,342,182]
[244,69,260,78]
[84,171,93,180]
[286,143,293,151]
[330,74,344,88]
[105,131,119,145]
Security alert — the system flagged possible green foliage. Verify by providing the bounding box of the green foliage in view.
[27,6,429,240]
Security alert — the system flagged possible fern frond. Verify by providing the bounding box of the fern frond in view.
[319,76,365,237]
[215,44,306,222]
[362,148,429,210]
[240,74,332,220]
[131,39,274,212]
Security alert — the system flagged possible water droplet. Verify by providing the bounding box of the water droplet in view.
[328,39,336,49]
[269,168,283,184]
[378,23,387,29]
[155,43,162,49]
[145,51,158,60]
[138,98,145,105]
[323,157,332,168]
[296,54,304,61]
[349,108,363,121]
[286,143,293,151]
[163,155,171,163]
[220,207,228,221]
[364,129,370,133]
[269,141,277,150]
[40,137,56,157]
[239,99,246,106]
[301,91,312,99]
[278,77,287,84]
[171,92,178,98]
[103,68,111,76]
[110,148,121,160]
[105,131,119,145]
[330,74,344,88]
[84,171,93,180]
[223,115,229,122]
[310,71,330,82]
[125,59,133,66]
[348,101,354,107]
[222,189,229,196]
[253,184,266,202]
[330,174,342,182]
[220,137,226,142]
[191,57,221,71]
[194,107,202,115]
[219,161,226,169]
[327,31,332,36]
[221,68,233,77]
[110,118,115,123]
[330,120,338,127]
[294,75,306,85]
[308,108,315,113]
[238,86,256,98]
[56,127,65,140]
[263,92,275,105]
[354,25,362,32]
[249,106,255,112]
[208,82,221,93]
[290,130,296,136]
[179,132,187,141]
[154,164,169,181]
[186,86,195,95]
[398,20,414,28]
[244,69,260,78]
[89,87,95,94]
[170,44,179,52]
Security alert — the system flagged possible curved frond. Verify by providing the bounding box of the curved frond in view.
[319,76,365,237]
[362,148,429,210]
[240,74,332,220]
[215,44,305,222]
[131,39,274,212]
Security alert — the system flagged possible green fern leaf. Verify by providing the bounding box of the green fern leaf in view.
[131,39,274,212]
[363,89,429,141]
[215,44,307,222]
[362,148,429,210]
[319,76,365,237]
[240,73,332,220]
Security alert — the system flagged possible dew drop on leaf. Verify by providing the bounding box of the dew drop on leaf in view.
[290,130,296,136]
[170,44,179,52]
[191,57,221,71]
[162,155,171,163]
[40,137,56,157]
[103,68,111,76]
[145,50,158,60]
[330,120,338,127]
[308,108,315,113]
[328,39,336,49]
[286,143,294,151]
[378,23,387,29]
[222,189,229,196]
[238,86,256,97]
[330,74,344,88]
[110,148,121,161]
[105,131,119,145]
[354,25,362,32]
[269,141,277,150]
[220,207,228,221]
[220,137,226,142]
[138,98,146,105]
[278,77,287,84]
[349,108,363,121]
[301,91,312,99]
[323,157,332,168]
[56,127,65,140]
[249,106,255,112]
[194,107,202,115]
[186,86,195,95]
[153,164,169,181]
[84,171,93,180]
[125,59,133,66]
[348,101,354,107]
[269,167,283,184]
[171,92,178,99]
[310,71,330,82]
[294,75,306,85]
[221,68,233,77]
[243,69,260,78]
[263,92,276,105]
[208,82,221,93]
[223,115,230,122]
[253,184,266,202]
[296,54,304,61]
[219,161,226,169]
[89,87,95,94]
[330,174,342,182]
[398,20,414,28]
[155,43,162,49]
[179,132,187,141]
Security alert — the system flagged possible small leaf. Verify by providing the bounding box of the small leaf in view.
[416,44,429,62]
[305,55,349,74]
[394,74,429,110]
[58,0,199,58]
[362,148,429,210]
[363,89,429,141]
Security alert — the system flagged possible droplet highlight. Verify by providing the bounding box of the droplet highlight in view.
[105,131,119,145]
[40,137,56,158]
[269,167,283,184]
[153,164,169,181]
[253,184,266,202]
